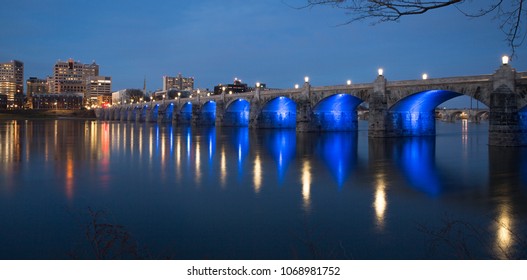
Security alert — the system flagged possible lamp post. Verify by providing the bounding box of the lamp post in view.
[378,68,384,76]
[502,55,509,65]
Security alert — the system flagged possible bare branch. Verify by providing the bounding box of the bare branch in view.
[296,0,526,56]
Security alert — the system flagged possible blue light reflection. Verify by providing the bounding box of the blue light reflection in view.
[394,137,441,196]
[314,132,358,189]
[262,130,296,183]
[226,127,249,176]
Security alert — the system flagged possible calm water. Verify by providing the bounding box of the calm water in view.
[1,119,527,259]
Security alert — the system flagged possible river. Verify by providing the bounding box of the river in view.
[0,119,526,259]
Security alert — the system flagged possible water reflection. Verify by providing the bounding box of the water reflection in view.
[220,145,227,188]
[374,173,387,231]
[226,127,249,178]
[253,154,262,193]
[261,129,296,183]
[314,132,358,189]
[488,146,527,259]
[2,120,527,259]
[301,159,312,212]
[461,119,468,160]
[394,137,441,196]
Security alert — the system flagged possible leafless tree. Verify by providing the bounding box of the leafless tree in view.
[296,0,525,57]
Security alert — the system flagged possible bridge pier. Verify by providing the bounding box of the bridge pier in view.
[489,64,527,146]
[368,75,390,137]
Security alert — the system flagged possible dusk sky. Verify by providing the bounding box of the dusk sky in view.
[1,0,525,107]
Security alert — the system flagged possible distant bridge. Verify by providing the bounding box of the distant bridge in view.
[97,61,527,146]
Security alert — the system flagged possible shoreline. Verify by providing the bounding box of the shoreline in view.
[0,109,97,120]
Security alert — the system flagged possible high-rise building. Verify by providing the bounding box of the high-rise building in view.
[26,77,48,97]
[86,76,112,106]
[26,77,48,109]
[0,60,24,107]
[51,58,99,94]
[162,73,194,91]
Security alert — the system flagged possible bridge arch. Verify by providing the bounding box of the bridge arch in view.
[475,110,489,120]
[446,110,465,122]
[519,106,527,128]
[178,102,193,124]
[312,93,364,131]
[164,103,174,122]
[200,100,216,126]
[258,96,296,128]
[388,90,462,136]
[150,104,160,122]
[224,98,250,127]
[139,105,148,122]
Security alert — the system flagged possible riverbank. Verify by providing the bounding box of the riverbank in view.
[0,109,96,120]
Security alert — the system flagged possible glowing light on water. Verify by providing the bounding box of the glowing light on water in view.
[220,146,227,188]
[253,154,262,193]
[301,160,312,211]
[374,174,387,231]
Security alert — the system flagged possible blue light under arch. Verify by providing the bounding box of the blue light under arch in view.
[519,105,527,128]
[151,104,159,121]
[312,94,364,131]
[224,99,250,127]
[165,103,174,121]
[201,101,216,126]
[389,90,462,136]
[259,96,296,128]
[140,105,148,121]
[179,102,192,124]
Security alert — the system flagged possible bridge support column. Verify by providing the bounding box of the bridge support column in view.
[489,64,527,146]
[249,100,263,128]
[368,75,390,137]
[296,81,316,132]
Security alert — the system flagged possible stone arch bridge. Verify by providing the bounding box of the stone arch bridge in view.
[97,63,527,146]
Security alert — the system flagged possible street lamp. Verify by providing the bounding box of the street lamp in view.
[294,84,299,89]
[422,73,428,80]
[304,76,309,83]
[256,82,261,88]
[502,55,509,65]
[347,80,352,85]
[378,68,384,76]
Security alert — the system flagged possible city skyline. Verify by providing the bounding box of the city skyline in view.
[1,1,525,100]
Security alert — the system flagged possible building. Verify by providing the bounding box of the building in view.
[0,94,7,109]
[111,89,147,105]
[162,73,194,91]
[50,58,99,94]
[31,93,83,109]
[213,78,249,95]
[86,76,112,106]
[26,77,48,108]
[0,60,24,108]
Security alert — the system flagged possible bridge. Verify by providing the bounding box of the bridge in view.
[435,109,489,123]
[96,60,527,146]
